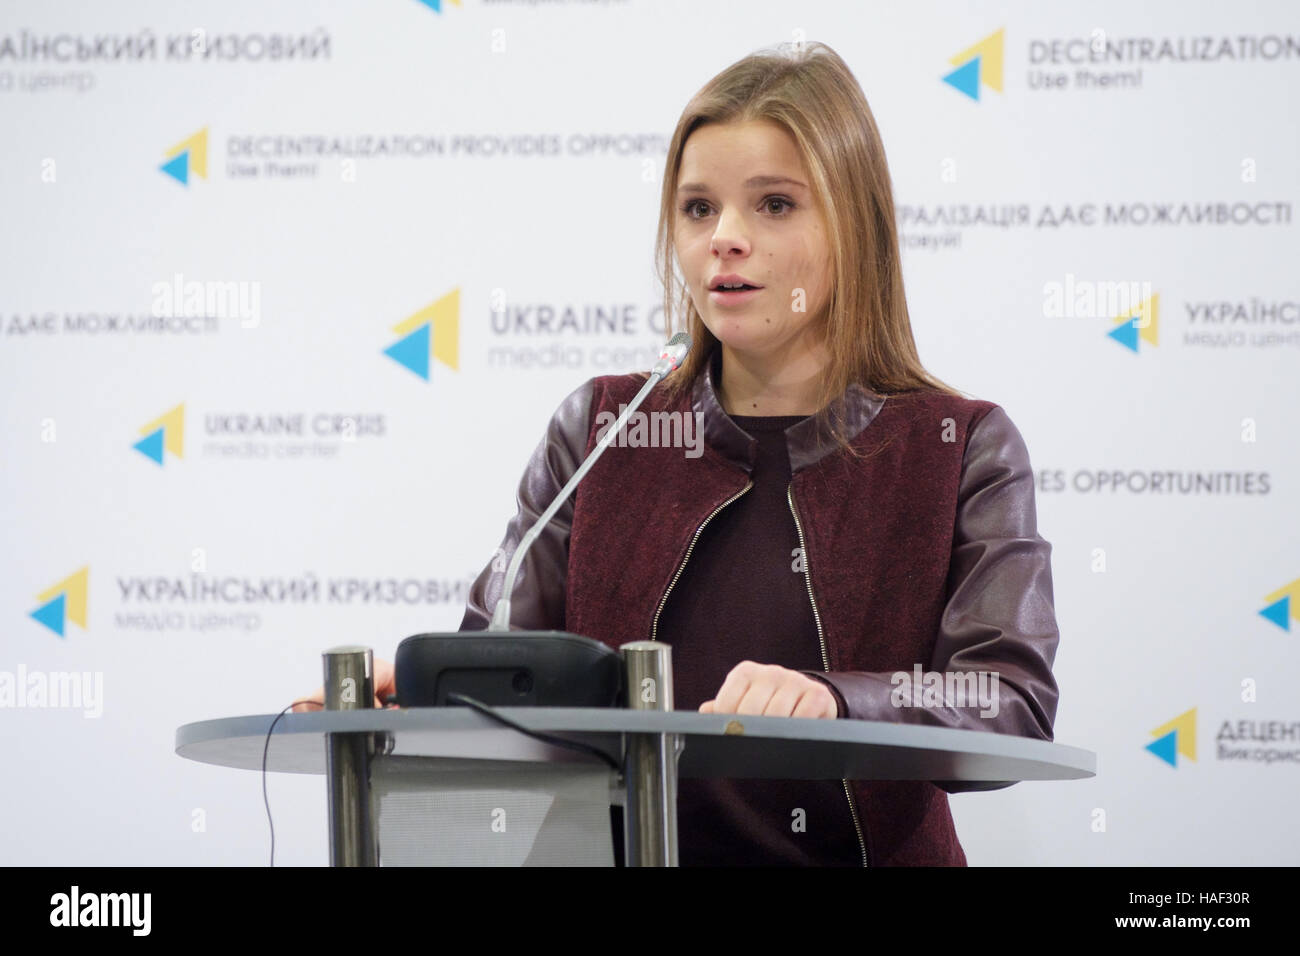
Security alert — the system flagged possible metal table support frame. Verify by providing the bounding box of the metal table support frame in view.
[324,646,379,867]
[323,641,682,867]
[619,640,679,867]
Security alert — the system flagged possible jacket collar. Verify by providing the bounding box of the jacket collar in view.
[689,348,886,474]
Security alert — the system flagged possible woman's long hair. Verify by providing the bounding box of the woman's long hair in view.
[655,42,966,453]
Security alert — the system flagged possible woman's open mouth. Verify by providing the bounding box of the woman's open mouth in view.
[708,285,763,306]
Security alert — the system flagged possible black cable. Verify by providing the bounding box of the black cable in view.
[446,693,621,771]
[263,699,323,867]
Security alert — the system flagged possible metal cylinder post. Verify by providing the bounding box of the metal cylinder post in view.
[323,645,378,867]
[620,640,679,867]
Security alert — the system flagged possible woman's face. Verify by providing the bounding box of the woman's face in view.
[673,118,833,360]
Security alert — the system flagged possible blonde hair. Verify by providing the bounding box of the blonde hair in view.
[654,42,966,453]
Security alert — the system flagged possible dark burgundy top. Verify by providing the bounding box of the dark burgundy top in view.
[658,413,862,866]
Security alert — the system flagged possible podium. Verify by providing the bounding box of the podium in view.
[175,642,1095,866]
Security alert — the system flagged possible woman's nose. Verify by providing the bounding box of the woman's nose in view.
[710,208,751,257]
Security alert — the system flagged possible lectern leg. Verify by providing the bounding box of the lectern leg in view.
[323,646,379,867]
[620,641,679,867]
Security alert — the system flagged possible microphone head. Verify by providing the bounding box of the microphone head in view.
[651,332,692,376]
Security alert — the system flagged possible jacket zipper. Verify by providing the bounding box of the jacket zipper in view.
[787,481,871,869]
[651,480,753,642]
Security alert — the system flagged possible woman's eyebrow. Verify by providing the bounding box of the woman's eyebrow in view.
[676,175,808,194]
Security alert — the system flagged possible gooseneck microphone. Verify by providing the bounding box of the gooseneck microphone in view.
[487,332,693,631]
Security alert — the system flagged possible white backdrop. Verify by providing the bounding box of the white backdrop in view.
[2,0,1298,866]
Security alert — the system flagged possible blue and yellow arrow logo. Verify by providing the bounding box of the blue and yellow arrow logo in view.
[383,290,460,380]
[1146,707,1196,768]
[30,567,89,637]
[943,28,1004,101]
[413,0,462,12]
[160,128,209,186]
[134,403,185,465]
[1259,577,1299,632]
[1108,293,1159,353]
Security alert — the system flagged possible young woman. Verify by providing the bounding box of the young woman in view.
[456,41,1061,867]
[300,41,1060,867]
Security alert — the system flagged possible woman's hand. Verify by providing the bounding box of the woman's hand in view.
[698,661,839,719]
[290,657,397,712]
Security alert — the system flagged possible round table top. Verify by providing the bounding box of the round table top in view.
[176,707,1095,786]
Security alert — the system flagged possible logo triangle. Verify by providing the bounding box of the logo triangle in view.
[1145,730,1178,767]
[160,152,190,186]
[1107,319,1140,352]
[30,593,67,637]
[384,324,432,380]
[134,427,166,465]
[1259,595,1290,631]
[942,57,982,101]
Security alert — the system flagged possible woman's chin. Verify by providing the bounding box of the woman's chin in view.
[701,317,775,352]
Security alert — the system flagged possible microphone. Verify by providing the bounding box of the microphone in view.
[650,331,691,377]
[487,332,693,631]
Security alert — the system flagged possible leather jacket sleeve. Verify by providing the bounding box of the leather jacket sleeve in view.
[458,379,594,632]
[804,405,1061,794]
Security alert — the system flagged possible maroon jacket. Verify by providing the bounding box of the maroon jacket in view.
[460,355,1061,866]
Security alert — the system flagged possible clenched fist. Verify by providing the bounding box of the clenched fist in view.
[698,661,839,719]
